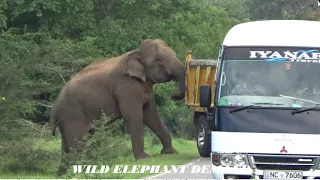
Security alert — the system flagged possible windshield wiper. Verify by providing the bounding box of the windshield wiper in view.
[229,102,284,113]
[291,104,320,115]
[229,104,255,113]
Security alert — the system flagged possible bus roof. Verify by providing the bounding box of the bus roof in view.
[222,20,320,48]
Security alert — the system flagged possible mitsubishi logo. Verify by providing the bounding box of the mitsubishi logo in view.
[280,146,288,153]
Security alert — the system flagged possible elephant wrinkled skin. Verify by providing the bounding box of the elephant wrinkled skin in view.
[50,39,186,176]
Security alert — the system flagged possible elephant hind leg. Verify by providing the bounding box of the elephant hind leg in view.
[56,135,69,177]
[56,117,94,177]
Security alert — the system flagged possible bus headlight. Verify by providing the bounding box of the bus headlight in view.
[212,153,249,167]
[220,154,234,166]
[233,154,247,166]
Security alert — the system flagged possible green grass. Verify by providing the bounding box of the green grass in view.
[0,136,199,179]
[110,139,199,179]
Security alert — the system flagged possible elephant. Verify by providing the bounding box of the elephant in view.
[49,39,186,176]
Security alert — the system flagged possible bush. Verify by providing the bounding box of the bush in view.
[0,137,59,173]
[0,121,59,174]
[61,113,132,179]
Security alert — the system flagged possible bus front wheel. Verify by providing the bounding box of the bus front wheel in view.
[196,115,211,157]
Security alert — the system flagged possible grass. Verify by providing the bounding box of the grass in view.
[0,135,199,179]
[110,138,199,179]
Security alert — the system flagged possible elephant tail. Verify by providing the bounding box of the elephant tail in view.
[51,119,59,136]
[50,104,60,136]
[50,116,58,136]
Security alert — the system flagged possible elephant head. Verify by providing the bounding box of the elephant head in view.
[124,39,186,101]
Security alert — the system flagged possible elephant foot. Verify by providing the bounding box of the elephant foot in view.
[161,146,179,154]
[135,152,151,160]
[56,165,68,177]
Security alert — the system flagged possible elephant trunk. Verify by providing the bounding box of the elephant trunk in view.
[170,60,186,101]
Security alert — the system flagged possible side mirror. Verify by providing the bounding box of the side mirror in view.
[199,84,212,108]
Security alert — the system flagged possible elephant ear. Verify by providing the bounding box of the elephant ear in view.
[125,50,146,82]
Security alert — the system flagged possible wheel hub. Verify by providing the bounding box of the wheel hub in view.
[198,124,205,147]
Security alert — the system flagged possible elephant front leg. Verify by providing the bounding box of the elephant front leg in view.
[117,92,150,159]
[127,120,150,159]
[143,97,178,155]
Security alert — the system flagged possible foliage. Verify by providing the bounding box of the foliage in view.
[213,0,320,21]
[60,113,132,179]
[212,0,250,22]
[0,117,198,178]
[0,136,59,173]
[244,0,320,20]
[0,0,236,141]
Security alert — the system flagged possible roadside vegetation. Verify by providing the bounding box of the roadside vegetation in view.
[0,117,199,179]
[1,0,319,178]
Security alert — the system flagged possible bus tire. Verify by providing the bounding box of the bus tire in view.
[196,115,211,157]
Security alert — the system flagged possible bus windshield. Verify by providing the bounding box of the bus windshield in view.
[217,47,320,108]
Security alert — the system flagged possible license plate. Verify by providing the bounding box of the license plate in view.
[263,170,303,179]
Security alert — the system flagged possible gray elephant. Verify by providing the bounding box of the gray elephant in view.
[50,39,186,176]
